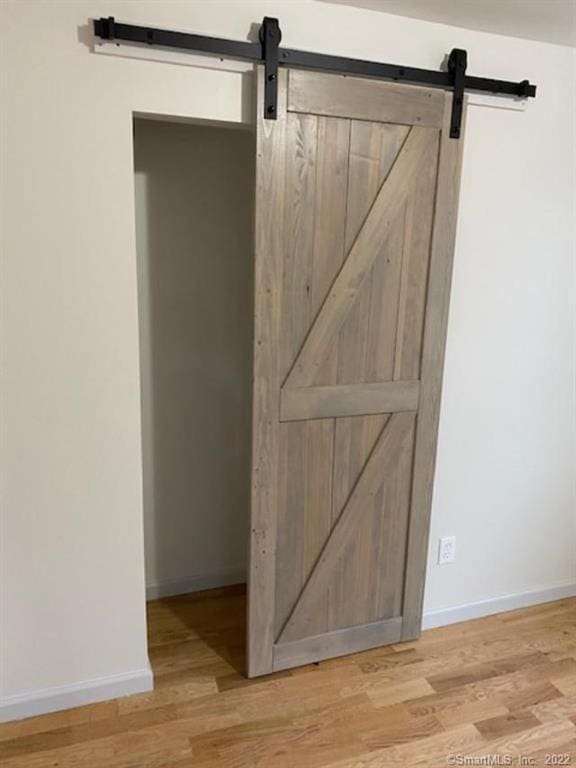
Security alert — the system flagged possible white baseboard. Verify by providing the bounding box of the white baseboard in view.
[0,664,153,724]
[422,581,576,630]
[146,568,246,600]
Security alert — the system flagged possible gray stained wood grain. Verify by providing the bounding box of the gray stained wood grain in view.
[278,412,415,644]
[288,69,445,128]
[249,69,466,675]
[247,67,287,677]
[280,381,420,421]
[401,94,467,641]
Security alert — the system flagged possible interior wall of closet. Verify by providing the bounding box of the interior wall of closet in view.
[133,118,255,599]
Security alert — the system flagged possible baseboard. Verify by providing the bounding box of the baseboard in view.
[146,568,246,600]
[0,663,153,724]
[422,580,576,630]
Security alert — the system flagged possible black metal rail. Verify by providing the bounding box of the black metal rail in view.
[93,16,536,138]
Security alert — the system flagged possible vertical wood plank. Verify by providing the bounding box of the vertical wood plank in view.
[394,131,440,380]
[247,67,288,677]
[274,112,318,638]
[280,113,318,380]
[300,113,350,630]
[274,420,306,636]
[310,117,350,318]
[329,414,387,630]
[274,420,335,640]
[310,116,350,386]
[376,420,415,618]
[364,212,405,381]
[302,418,335,635]
[337,121,384,385]
[401,94,468,640]
[363,125,409,383]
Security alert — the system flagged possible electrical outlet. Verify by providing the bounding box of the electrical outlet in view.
[438,536,456,565]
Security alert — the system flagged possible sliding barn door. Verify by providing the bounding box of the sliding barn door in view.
[248,67,466,676]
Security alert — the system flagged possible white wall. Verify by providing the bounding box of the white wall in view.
[1,0,574,719]
[134,120,253,598]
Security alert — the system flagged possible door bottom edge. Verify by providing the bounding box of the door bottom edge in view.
[272,616,403,672]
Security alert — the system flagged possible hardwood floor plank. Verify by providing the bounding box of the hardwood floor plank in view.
[426,652,545,693]
[528,740,576,764]
[554,674,576,696]
[464,719,576,761]
[358,712,444,749]
[0,700,119,743]
[346,677,435,707]
[117,678,218,713]
[392,722,484,766]
[475,709,541,739]
[530,693,576,723]
[437,699,509,728]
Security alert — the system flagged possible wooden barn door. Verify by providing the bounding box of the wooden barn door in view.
[248,67,466,676]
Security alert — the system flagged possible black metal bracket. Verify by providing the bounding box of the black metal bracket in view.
[448,48,467,139]
[518,79,532,97]
[97,16,115,41]
[92,17,537,137]
[259,17,281,119]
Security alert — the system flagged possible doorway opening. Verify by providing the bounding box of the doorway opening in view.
[133,117,255,676]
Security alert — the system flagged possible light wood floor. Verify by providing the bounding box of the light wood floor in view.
[1,587,575,767]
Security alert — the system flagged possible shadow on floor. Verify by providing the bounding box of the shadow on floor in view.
[147,584,248,681]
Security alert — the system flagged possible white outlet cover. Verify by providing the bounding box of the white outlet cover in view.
[438,536,456,565]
